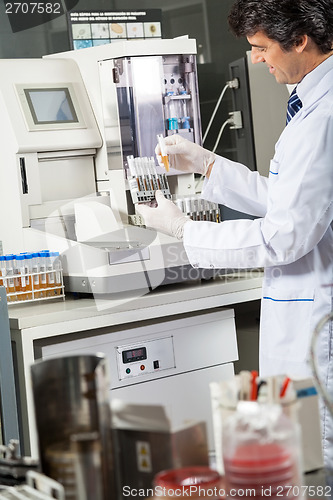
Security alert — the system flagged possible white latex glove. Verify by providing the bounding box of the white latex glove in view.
[136,191,191,239]
[155,135,215,175]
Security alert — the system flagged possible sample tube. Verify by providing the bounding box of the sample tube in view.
[184,197,193,219]
[191,197,200,221]
[0,255,5,289]
[137,157,149,191]
[39,251,47,297]
[15,254,26,301]
[31,252,40,298]
[157,134,170,172]
[142,157,154,191]
[143,157,154,191]
[148,157,161,190]
[200,199,208,221]
[127,155,136,181]
[175,198,185,213]
[19,252,33,301]
[24,252,33,300]
[158,173,168,191]
[127,156,141,202]
[134,159,146,192]
[45,250,55,295]
[212,202,220,223]
[51,252,62,296]
[5,255,16,302]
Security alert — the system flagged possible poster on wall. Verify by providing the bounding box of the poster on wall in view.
[67,9,162,50]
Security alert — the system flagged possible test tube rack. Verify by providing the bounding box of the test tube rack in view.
[174,195,221,223]
[127,155,172,205]
[0,252,65,305]
[5,268,65,305]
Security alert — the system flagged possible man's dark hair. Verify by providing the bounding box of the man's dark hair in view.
[228,0,333,53]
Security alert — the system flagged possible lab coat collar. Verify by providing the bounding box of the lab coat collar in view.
[297,54,333,105]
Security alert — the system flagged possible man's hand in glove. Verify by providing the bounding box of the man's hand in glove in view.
[136,190,191,240]
[155,135,215,176]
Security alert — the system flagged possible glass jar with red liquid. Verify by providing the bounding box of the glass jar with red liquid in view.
[222,402,303,500]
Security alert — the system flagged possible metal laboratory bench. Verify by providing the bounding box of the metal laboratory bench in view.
[3,271,263,458]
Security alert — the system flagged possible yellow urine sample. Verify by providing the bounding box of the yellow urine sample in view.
[161,155,169,172]
[157,134,169,172]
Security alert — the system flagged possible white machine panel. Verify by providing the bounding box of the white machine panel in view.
[15,82,86,132]
[41,309,237,385]
[0,57,102,255]
[0,58,101,153]
[40,308,238,452]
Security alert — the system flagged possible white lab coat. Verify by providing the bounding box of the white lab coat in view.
[183,55,333,467]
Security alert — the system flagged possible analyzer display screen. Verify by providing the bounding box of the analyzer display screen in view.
[24,88,79,124]
[122,347,147,364]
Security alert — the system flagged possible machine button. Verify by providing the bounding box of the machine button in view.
[126,368,131,374]
[153,360,160,369]
[140,365,145,371]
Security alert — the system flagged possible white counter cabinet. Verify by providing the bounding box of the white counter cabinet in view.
[7,272,263,458]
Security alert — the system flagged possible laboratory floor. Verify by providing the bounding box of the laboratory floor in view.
[304,468,333,497]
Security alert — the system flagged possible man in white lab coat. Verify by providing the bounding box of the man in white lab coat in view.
[137,0,333,468]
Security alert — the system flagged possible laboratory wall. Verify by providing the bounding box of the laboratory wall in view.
[0,0,250,160]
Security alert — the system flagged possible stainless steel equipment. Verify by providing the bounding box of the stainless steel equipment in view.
[30,354,116,500]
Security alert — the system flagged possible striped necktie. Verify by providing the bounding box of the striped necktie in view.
[286,88,302,124]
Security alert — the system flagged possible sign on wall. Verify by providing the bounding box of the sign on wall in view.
[67,9,162,50]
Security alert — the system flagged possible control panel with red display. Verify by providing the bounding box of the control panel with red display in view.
[116,336,175,381]
[122,347,147,364]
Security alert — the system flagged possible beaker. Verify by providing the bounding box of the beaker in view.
[222,402,302,499]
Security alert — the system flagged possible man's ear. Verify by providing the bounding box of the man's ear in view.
[295,34,308,53]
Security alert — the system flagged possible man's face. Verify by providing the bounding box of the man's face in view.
[247,31,303,84]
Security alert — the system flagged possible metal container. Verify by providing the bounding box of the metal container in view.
[31,354,116,500]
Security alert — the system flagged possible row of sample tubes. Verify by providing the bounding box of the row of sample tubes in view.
[127,155,171,204]
[174,196,221,223]
[0,250,63,303]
